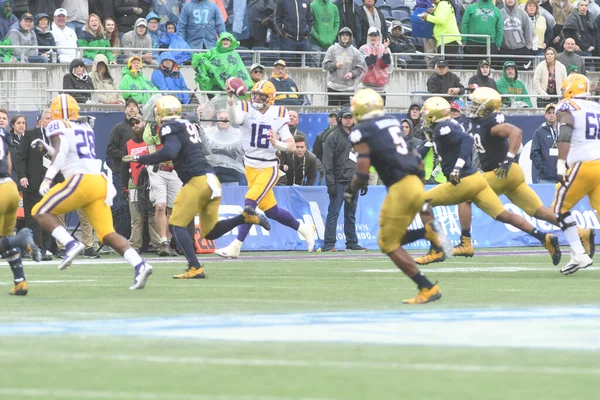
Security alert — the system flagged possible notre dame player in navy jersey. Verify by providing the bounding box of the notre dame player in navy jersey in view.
[345,89,452,305]
[446,88,592,264]
[0,129,41,295]
[124,96,269,279]
[415,96,566,266]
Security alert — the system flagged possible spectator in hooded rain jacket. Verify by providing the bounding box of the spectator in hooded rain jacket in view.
[467,59,498,92]
[90,54,125,105]
[192,32,252,92]
[146,11,161,61]
[34,12,55,59]
[119,55,158,105]
[159,21,192,65]
[122,18,156,65]
[152,52,191,104]
[0,0,17,40]
[62,58,94,103]
[322,27,366,106]
[178,0,225,50]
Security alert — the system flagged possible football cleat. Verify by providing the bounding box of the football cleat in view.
[58,241,85,270]
[14,228,42,262]
[173,266,206,279]
[560,252,593,276]
[8,281,28,296]
[415,249,446,265]
[452,236,474,257]
[578,228,595,259]
[215,239,242,259]
[242,207,271,231]
[402,284,442,304]
[424,220,452,259]
[297,222,315,252]
[543,234,561,266]
[129,262,153,290]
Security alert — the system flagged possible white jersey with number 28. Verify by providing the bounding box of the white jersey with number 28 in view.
[46,119,103,179]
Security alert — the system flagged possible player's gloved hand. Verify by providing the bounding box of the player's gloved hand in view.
[343,182,357,204]
[31,138,49,154]
[327,184,336,196]
[121,188,129,201]
[122,154,139,163]
[495,155,514,179]
[39,177,52,196]
[359,186,368,196]
[449,167,462,186]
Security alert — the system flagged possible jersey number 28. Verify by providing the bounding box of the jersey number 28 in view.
[75,129,96,159]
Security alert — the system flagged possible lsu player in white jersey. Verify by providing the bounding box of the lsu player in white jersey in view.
[216,80,314,258]
[32,94,153,290]
[553,73,600,275]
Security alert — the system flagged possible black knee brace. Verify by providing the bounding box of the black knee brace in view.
[556,212,577,231]
[1,247,21,260]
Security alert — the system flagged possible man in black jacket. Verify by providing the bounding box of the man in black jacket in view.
[276,0,313,66]
[322,107,366,251]
[15,110,53,261]
[106,98,138,237]
[467,59,498,92]
[426,58,465,102]
[313,111,338,185]
[281,135,317,186]
[530,103,558,183]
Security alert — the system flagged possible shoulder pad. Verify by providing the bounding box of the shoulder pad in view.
[492,113,506,124]
[46,119,70,136]
[556,100,580,113]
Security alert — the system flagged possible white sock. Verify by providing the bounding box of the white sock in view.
[52,226,75,246]
[564,225,586,254]
[159,237,168,244]
[123,248,144,267]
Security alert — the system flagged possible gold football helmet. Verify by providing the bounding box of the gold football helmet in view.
[251,80,276,109]
[421,96,451,127]
[561,73,590,100]
[351,88,384,123]
[468,87,502,118]
[50,94,80,121]
[154,95,182,123]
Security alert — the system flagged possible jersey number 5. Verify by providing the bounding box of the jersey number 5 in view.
[388,126,408,154]
[75,129,97,159]
[250,123,271,149]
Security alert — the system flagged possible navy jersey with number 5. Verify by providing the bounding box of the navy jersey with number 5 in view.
[469,112,508,172]
[140,118,212,184]
[0,130,10,178]
[349,115,422,187]
[432,119,476,179]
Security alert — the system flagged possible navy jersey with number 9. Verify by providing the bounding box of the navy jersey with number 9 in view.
[159,119,212,183]
[349,115,422,187]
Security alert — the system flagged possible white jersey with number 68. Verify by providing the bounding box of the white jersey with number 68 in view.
[556,98,600,165]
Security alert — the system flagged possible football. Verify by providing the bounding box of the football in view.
[226,77,247,97]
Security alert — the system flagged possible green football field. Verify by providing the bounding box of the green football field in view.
[1,249,599,400]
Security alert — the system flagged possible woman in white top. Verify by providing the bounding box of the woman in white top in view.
[533,46,567,108]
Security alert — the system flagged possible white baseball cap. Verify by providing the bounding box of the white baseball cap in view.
[54,8,67,17]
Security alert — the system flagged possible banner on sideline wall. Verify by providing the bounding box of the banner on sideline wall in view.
[212,185,600,251]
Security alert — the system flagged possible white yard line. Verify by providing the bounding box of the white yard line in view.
[0,351,598,376]
[0,388,332,400]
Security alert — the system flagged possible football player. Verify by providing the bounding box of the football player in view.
[216,80,314,258]
[32,94,153,290]
[124,96,270,279]
[552,74,600,274]
[426,87,593,265]
[0,128,41,296]
[415,96,565,265]
[345,89,451,304]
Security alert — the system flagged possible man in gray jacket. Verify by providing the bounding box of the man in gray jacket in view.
[322,27,366,106]
[500,0,533,67]
[121,18,157,65]
[322,107,366,252]
[7,13,48,63]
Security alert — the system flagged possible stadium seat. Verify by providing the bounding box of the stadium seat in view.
[237,46,253,67]
[253,46,280,66]
[380,6,393,20]
[392,9,410,21]
[399,5,412,15]
[387,0,405,9]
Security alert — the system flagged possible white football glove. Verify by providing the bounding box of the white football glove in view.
[39,177,52,196]
[31,139,55,156]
